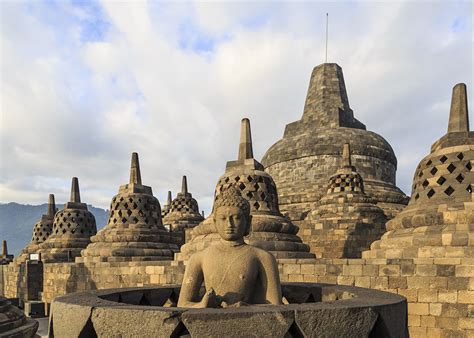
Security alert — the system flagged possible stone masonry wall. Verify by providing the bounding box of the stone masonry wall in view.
[278,257,474,337]
[42,260,185,305]
[36,255,473,337]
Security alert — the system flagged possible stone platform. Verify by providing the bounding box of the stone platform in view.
[49,283,407,337]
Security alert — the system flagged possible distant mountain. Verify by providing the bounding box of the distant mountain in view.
[0,202,109,256]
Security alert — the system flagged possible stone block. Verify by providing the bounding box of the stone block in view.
[408,303,429,316]
[458,291,474,304]
[418,289,438,303]
[438,290,458,303]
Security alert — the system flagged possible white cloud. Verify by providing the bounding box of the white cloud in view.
[0,0,472,216]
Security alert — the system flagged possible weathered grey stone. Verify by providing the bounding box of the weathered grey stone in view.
[91,306,181,337]
[295,307,378,337]
[262,63,408,223]
[81,153,179,262]
[182,306,294,337]
[182,119,313,259]
[0,296,38,338]
[40,178,97,263]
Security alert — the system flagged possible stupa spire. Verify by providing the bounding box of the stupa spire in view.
[181,176,188,194]
[448,83,469,133]
[342,143,352,167]
[47,194,56,217]
[129,152,142,185]
[167,191,172,205]
[2,240,7,257]
[238,118,254,160]
[70,177,81,203]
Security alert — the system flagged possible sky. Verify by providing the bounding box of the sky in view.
[0,0,472,215]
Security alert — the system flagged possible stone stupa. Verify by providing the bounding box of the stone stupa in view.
[81,153,180,262]
[262,63,408,221]
[303,143,387,258]
[40,178,96,262]
[365,83,473,259]
[181,118,314,259]
[16,194,57,262]
[161,191,172,219]
[162,176,204,240]
[0,296,38,337]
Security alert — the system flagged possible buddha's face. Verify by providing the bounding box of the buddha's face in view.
[214,206,249,241]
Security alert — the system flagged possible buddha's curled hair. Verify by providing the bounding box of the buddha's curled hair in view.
[214,187,250,215]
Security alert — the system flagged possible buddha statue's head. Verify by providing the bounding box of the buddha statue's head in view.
[213,187,252,241]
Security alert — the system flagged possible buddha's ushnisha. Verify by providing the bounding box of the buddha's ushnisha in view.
[178,187,282,308]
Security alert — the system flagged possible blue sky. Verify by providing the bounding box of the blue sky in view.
[0,0,472,214]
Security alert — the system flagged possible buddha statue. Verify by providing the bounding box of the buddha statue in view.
[178,187,282,308]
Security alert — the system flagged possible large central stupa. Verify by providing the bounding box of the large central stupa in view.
[262,63,409,221]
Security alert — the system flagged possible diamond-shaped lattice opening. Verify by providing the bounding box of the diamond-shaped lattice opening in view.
[239,182,246,190]
[253,201,260,209]
[124,203,129,209]
[127,209,132,216]
[437,176,446,185]
[247,175,253,182]
[234,176,240,182]
[467,162,473,171]
[430,167,438,175]
[447,163,456,173]
[457,153,464,160]
[456,174,464,183]
[422,180,429,188]
[133,203,138,209]
[246,191,253,198]
[427,189,435,198]
[426,159,432,166]
[414,193,420,200]
[444,186,455,196]
[467,185,473,193]
[285,321,304,338]
[440,155,448,163]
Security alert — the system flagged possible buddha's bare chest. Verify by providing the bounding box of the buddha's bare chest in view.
[201,249,259,296]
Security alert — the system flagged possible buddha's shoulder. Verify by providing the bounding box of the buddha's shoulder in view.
[248,245,276,261]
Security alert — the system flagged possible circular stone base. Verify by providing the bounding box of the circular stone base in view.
[49,283,407,337]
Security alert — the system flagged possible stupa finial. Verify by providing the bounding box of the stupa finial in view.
[167,191,172,205]
[182,176,188,194]
[2,240,7,257]
[129,152,142,185]
[70,177,81,203]
[342,143,352,167]
[47,194,56,217]
[448,83,469,133]
[238,118,254,161]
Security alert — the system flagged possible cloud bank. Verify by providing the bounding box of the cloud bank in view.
[0,1,472,214]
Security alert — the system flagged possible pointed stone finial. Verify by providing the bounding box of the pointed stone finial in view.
[47,194,56,217]
[129,152,142,185]
[181,176,188,194]
[448,83,469,133]
[202,210,205,217]
[167,191,172,205]
[70,177,81,203]
[342,143,352,167]
[238,118,254,161]
[2,240,7,257]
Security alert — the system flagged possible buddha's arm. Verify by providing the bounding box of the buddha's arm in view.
[177,254,206,308]
[259,252,283,305]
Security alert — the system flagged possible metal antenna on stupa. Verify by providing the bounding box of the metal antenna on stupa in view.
[181,176,188,194]
[129,152,142,185]
[70,177,81,203]
[238,118,254,160]
[342,143,352,167]
[325,13,329,63]
[448,83,469,133]
[47,194,56,217]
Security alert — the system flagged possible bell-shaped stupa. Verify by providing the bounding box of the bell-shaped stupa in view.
[181,118,314,259]
[16,194,57,262]
[40,178,97,262]
[162,176,204,234]
[81,153,180,262]
[365,83,473,259]
[161,191,172,219]
[262,63,408,222]
[0,296,38,337]
[304,143,387,258]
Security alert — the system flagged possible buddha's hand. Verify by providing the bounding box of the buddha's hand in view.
[222,301,249,308]
[201,288,220,308]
